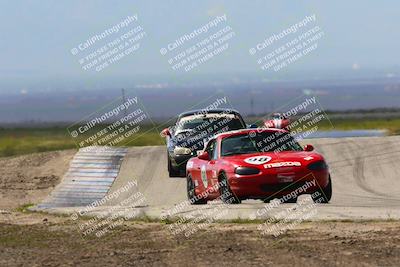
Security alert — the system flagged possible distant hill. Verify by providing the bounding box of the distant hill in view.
[1,77,399,123]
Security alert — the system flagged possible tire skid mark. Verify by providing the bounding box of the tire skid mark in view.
[350,139,399,200]
[138,146,164,194]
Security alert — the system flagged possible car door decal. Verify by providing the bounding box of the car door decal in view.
[201,165,208,188]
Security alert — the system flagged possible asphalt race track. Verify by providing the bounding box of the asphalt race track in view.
[35,136,400,221]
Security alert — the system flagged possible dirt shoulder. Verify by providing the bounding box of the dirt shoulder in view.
[0,150,75,210]
[0,211,399,267]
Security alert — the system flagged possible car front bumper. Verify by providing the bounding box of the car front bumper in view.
[228,169,329,200]
[169,153,193,171]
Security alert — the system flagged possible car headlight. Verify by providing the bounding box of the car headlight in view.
[235,167,260,175]
[174,146,192,155]
[307,160,328,171]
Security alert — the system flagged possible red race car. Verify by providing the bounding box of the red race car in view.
[263,113,290,129]
[186,128,332,204]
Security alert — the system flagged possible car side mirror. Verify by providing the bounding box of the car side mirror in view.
[198,151,210,161]
[304,144,314,151]
[248,124,258,129]
[160,128,171,137]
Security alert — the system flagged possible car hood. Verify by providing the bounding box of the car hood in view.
[221,151,325,168]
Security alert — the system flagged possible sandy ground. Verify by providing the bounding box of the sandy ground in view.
[0,150,75,209]
[0,212,399,266]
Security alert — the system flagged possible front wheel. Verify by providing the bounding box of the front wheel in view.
[187,174,206,205]
[168,156,181,177]
[312,175,332,203]
[218,172,241,204]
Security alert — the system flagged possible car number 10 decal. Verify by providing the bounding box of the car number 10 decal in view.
[244,156,272,165]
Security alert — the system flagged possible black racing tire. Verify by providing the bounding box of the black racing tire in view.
[281,197,297,203]
[312,175,332,203]
[218,172,241,204]
[187,173,207,204]
[168,155,181,177]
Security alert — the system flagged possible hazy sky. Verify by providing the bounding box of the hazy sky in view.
[0,0,399,91]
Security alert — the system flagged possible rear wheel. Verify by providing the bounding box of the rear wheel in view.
[218,172,241,204]
[312,175,332,203]
[168,156,181,177]
[187,173,206,204]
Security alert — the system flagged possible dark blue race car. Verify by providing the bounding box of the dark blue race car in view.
[160,109,247,177]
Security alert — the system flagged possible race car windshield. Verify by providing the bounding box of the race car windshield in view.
[175,116,244,134]
[221,132,303,156]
